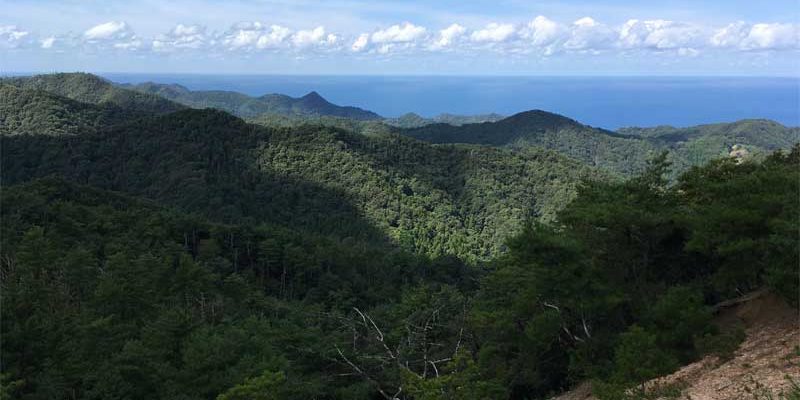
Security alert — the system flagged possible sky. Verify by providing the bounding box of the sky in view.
[2,0,799,75]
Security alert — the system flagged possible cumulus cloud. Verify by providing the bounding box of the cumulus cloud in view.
[152,24,207,51]
[564,17,616,51]
[84,21,132,41]
[519,16,566,53]
[0,25,30,48]
[470,23,515,42]
[222,22,292,50]
[292,26,337,47]
[433,23,466,48]
[712,22,799,50]
[371,22,426,43]
[40,36,56,49]
[619,19,701,50]
[83,21,142,50]
[351,33,369,52]
[9,16,799,60]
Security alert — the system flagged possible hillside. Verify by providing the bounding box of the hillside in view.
[0,84,130,136]
[3,73,797,400]
[0,73,184,115]
[2,83,602,262]
[620,119,800,170]
[401,110,799,176]
[403,110,657,175]
[127,81,382,120]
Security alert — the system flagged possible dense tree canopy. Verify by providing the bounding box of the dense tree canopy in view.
[1,73,798,400]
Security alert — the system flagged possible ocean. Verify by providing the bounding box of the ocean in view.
[103,74,799,130]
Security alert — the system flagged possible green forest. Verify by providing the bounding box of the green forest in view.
[1,74,799,400]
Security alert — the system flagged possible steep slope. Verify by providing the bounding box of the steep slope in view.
[0,73,184,115]
[0,85,129,136]
[127,81,382,120]
[2,105,602,262]
[552,293,800,400]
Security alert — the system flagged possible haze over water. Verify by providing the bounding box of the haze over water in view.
[105,74,799,130]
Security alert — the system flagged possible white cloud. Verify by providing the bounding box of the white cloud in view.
[83,21,143,50]
[434,23,466,48]
[152,24,206,51]
[351,33,369,52]
[221,22,293,50]
[84,21,132,41]
[40,36,56,49]
[744,23,798,50]
[711,21,799,50]
[619,19,701,50]
[292,26,337,47]
[371,22,426,43]
[0,25,30,48]
[470,23,515,42]
[519,16,566,52]
[564,17,615,51]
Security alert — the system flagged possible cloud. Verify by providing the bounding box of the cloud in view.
[152,24,207,51]
[84,21,132,41]
[221,22,293,50]
[292,26,337,47]
[470,23,515,42]
[433,23,466,48]
[0,25,30,48]
[40,36,56,49]
[371,22,426,43]
[519,16,566,52]
[711,22,799,50]
[564,17,615,51]
[619,19,701,50]
[351,33,369,52]
[744,23,798,50]
[83,21,143,50]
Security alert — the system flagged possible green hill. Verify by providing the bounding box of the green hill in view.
[402,109,657,175]
[0,84,127,136]
[2,85,602,262]
[0,73,184,115]
[2,72,798,400]
[126,81,382,120]
[400,110,799,176]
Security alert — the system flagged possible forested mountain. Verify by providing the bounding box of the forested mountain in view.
[126,81,382,120]
[0,84,129,136]
[400,109,800,176]
[2,73,798,400]
[1,83,601,262]
[402,110,657,175]
[0,73,184,116]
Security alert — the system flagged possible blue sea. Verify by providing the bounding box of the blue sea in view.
[104,74,799,130]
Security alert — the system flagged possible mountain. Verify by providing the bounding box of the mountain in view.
[401,109,657,175]
[400,110,800,176]
[2,79,602,262]
[3,72,798,400]
[126,81,382,120]
[0,73,183,115]
[618,119,800,169]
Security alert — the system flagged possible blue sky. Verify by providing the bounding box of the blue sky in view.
[2,0,799,75]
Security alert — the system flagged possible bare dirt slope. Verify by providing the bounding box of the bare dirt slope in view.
[553,292,800,400]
